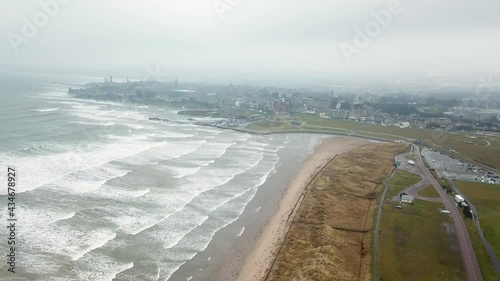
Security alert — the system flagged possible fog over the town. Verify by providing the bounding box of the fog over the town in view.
[1,0,499,85]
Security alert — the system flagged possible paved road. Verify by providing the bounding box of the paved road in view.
[403,179,443,202]
[448,180,500,275]
[413,145,483,281]
[394,152,443,202]
[374,145,484,281]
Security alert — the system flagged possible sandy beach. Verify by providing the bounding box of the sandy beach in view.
[234,136,370,281]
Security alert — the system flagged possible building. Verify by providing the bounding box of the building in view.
[427,118,452,128]
[401,195,415,204]
[458,109,499,123]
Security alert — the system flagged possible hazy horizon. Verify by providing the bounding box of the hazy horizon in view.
[1,0,500,86]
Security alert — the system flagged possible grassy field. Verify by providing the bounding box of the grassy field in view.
[244,115,500,169]
[418,184,441,198]
[455,181,500,260]
[379,199,466,281]
[300,123,347,133]
[245,120,299,132]
[465,219,500,281]
[266,143,406,281]
[296,115,500,169]
[386,169,422,198]
[405,154,416,161]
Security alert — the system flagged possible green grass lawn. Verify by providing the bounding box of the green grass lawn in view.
[386,169,422,198]
[297,114,500,169]
[405,154,416,161]
[464,219,500,281]
[245,120,299,132]
[455,181,500,260]
[300,123,347,133]
[379,200,466,281]
[418,184,441,198]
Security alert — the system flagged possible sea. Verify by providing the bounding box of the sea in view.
[0,72,322,281]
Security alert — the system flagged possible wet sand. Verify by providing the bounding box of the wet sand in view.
[232,136,369,281]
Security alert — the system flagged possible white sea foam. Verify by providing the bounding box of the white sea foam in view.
[6,93,298,281]
[147,150,276,280]
[33,107,59,112]
[73,253,134,281]
[116,140,205,166]
[154,132,198,139]
[194,141,236,158]
[195,158,274,214]
[91,187,151,200]
[154,267,161,281]
[146,141,267,212]
[20,220,117,263]
[20,253,62,275]
[66,103,147,126]
[44,164,131,194]
[72,231,117,261]
[51,100,83,106]
[102,205,165,236]
[162,188,260,280]
[150,212,211,249]
[38,92,69,98]
[0,136,165,195]
[237,227,245,237]
[152,154,277,280]
[53,212,76,223]
[72,121,115,126]
[134,160,261,238]
[13,206,76,230]
[106,262,134,280]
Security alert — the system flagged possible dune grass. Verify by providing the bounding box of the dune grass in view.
[266,143,406,281]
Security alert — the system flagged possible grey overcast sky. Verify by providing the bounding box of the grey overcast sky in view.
[1,0,499,81]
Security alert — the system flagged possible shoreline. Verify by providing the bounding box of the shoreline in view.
[234,136,370,281]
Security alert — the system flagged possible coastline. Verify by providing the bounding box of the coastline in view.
[234,136,370,281]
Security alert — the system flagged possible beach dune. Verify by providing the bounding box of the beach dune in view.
[235,136,374,281]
